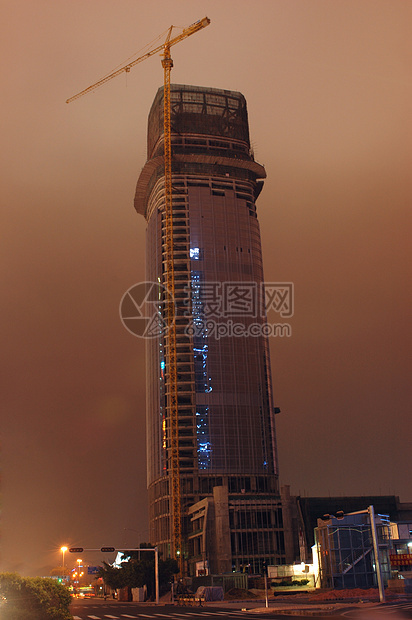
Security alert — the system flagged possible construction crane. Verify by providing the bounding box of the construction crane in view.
[66,17,210,574]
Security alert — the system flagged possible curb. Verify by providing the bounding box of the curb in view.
[274,611,335,617]
[240,608,336,616]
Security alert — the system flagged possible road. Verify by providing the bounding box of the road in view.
[339,601,412,618]
[70,598,412,619]
[70,599,324,619]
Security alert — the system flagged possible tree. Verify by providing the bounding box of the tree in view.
[96,562,127,590]
[97,544,178,599]
[159,557,180,587]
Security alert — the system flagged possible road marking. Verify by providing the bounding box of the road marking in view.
[87,616,101,619]
[342,607,412,618]
[104,616,120,619]
[121,615,139,618]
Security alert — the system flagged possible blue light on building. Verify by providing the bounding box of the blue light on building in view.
[191,269,212,467]
[190,247,201,260]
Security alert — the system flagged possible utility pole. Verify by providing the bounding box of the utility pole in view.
[368,505,386,603]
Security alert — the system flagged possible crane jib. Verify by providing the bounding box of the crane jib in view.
[65,17,210,104]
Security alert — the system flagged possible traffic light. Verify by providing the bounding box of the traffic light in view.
[262,560,268,575]
[320,514,331,521]
[101,547,115,553]
[69,547,84,553]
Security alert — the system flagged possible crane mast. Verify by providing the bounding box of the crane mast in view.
[161,35,181,570]
[66,17,210,574]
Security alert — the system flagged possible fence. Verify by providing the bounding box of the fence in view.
[192,573,248,593]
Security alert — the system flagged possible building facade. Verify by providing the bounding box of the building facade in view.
[134,85,284,574]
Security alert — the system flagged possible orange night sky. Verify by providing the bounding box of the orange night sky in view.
[1,0,411,576]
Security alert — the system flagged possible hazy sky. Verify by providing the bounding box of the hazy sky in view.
[1,0,411,576]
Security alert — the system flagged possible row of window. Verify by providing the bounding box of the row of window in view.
[149,175,255,199]
[231,531,283,556]
[171,90,243,110]
[171,135,249,154]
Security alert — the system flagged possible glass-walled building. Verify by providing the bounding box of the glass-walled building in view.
[315,511,392,589]
[134,85,284,574]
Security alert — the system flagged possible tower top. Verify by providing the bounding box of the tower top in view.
[134,84,265,217]
[147,84,250,158]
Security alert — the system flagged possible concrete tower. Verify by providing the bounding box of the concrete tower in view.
[134,85,284,575]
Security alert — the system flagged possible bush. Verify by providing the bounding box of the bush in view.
[291,579,310,586]
[272,578,310,587]
[0,572,72,620]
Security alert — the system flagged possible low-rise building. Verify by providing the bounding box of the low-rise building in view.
[314,510,392,589]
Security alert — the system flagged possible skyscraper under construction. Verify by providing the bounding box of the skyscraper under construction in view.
[134,84,284,575]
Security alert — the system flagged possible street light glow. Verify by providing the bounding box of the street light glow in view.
[60,546,68,580]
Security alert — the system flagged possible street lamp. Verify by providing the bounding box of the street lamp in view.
[60,546,68,580]
[123,528,149,547]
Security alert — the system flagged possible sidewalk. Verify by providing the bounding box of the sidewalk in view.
[203,592,412,616]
